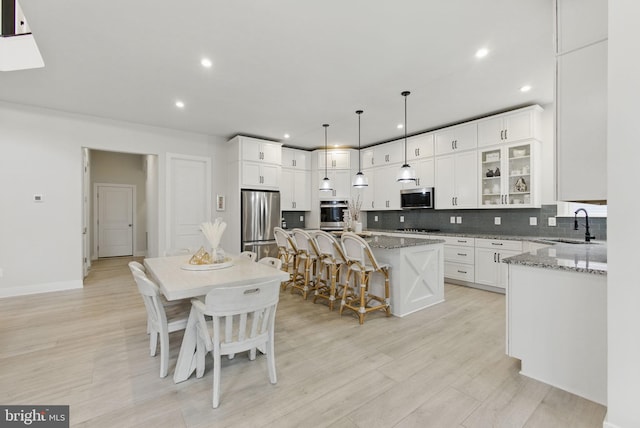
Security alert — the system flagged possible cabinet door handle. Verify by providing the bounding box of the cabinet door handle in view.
[454,140,458,150]
[498,253,501,262]
[491,242,503,246]
[457,240,467,243]
[455,197,458,205]
[494,252,497,262]
[416,178,420,186]
[457,270,467,274]
[451,197,455,206]
[372,201,374,208]
[504,129,508,140]
[451,141,455,150]
[457,253,467,257]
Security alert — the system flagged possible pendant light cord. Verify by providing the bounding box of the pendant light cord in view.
[403,91,410,165]
[357,110,363,172]
[323,124,329,178]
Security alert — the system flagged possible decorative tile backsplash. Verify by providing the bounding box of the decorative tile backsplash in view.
[365,204,607,240]
[282,211,306,229]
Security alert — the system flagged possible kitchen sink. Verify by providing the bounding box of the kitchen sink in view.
[541,238,598,245]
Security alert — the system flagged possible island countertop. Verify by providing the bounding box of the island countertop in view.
[364,234,444,249]
[501,242,607,275]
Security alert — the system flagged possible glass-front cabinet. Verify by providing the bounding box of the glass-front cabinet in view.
[479,141,539,208]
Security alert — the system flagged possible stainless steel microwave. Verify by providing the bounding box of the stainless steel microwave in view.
[400,187,434,209]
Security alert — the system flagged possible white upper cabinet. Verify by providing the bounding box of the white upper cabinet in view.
[435,122,477,155]
[477,106,542,148]
[281,169,310,211]
[281,148,310,170]
[374,140,404,165]
[556,0,608,54]
[317,150,350,170]
[318,169,351,200]
[435,151,477,209]
[411,158,435,189]
[241,162,280,189]
[361,147,375,168]
[241,137,282,165]
[373,166,402,210]
[406,133,435,161]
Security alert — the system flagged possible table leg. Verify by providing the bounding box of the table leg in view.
[173,306,199,383]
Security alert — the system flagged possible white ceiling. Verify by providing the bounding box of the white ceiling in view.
[3,0,555,150]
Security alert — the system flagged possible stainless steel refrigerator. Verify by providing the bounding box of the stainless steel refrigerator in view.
[241,189,280,260]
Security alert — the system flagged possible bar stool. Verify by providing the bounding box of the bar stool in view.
[274,227,297,291]
[313,230,348,311]
[340,232,391,324]
[291,228,320,300]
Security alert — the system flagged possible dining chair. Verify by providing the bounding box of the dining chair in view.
[291,228,321,300]
[258,256,283,270]
[240,251,258,262]
[192,279,280,408]
[313,230,348,311]
[129,263,189,377]
[340,232,391,324]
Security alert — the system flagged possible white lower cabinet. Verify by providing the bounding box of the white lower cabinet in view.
[440,236,475,283]
[474,239,523,289]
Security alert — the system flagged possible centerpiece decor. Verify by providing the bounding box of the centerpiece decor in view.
[348,195,363,233]
[189,217,228,265]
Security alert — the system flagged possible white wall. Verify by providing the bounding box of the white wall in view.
[606,1,640,427]
[0,102,227,297]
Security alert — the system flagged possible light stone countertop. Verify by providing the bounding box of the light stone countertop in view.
[369,228,607,275]
[363,234,444,249]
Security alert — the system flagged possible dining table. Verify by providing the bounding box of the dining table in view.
[144,253,289,383]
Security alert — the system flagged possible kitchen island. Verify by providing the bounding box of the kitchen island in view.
[502,242,607,405]
[363,234,445,317]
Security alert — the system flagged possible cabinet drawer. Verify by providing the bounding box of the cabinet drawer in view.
[475,238,522,252]
[444,246,475,264]
[437,236,475,247]
[445,262,475,282]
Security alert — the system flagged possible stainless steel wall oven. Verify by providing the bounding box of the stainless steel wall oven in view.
[319,200,348,230]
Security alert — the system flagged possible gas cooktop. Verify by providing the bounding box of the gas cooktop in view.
[396,228,441,233]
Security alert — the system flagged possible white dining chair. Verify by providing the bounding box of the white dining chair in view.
[258,256,283,270]
[129,264,189,378]
[192,279,281,408]
[240,251,258,262]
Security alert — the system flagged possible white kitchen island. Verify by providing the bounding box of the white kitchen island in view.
[503,242,607,405]
[363,234,445,317]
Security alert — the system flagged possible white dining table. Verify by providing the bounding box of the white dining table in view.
[144,254,289,383]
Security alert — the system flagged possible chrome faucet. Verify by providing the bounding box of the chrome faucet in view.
[574,208,595,242]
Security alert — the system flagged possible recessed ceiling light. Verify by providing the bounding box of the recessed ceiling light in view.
[397,124,403,129]
[284,134,290,139]
[475,48,489,58]
[201,58,213,68]
[520,85,532,92]
[175,100,185,108]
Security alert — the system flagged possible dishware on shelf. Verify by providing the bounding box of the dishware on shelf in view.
[512,148,526,157]
[494,167,501,176]
[486,169,494,177]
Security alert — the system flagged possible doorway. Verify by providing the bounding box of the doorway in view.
[95,184,135,258]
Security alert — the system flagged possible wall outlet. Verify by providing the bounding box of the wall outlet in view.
[374,215,379,222]
[494,217,501,225]
[299,215,304,222]
[456,216,462,224]
[450,216,456,224]
[529,217,538,226]
[548,217,557,227]
[33,194,43,202]
[399,215,405,223]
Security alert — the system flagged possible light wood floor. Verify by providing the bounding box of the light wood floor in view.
[0,257,606,427]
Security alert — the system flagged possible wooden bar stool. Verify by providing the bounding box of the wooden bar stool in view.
[313,230,348,311]
[274,227,297,291]
[340,232,391,324]
[291,228,320,300]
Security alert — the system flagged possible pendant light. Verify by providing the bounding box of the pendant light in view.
[397,90,417,183]
[319,123,333,192]
[352,110,368,187]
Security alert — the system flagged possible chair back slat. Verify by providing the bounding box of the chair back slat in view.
[130,271,168,328]
[341,232,383,270]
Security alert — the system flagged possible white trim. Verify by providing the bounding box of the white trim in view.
[93,183,137,258]
[0,280,83,298]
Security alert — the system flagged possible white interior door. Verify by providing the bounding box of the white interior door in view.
[167,154,212,254]
[82,148,91,276]
[97,185,134,257]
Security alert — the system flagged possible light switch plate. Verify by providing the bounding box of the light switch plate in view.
[494,217,501,225]
[299,215,304,222]
[399,215,405,223]
[450,216,456,224]
[374,216,379,222]
[456,216,462,224]
[529,217,538,226]
[548,217,557,227]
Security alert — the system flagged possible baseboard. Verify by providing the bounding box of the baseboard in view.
[0,280,83,298]
[603,413,621,428]
[134,250,147,257]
